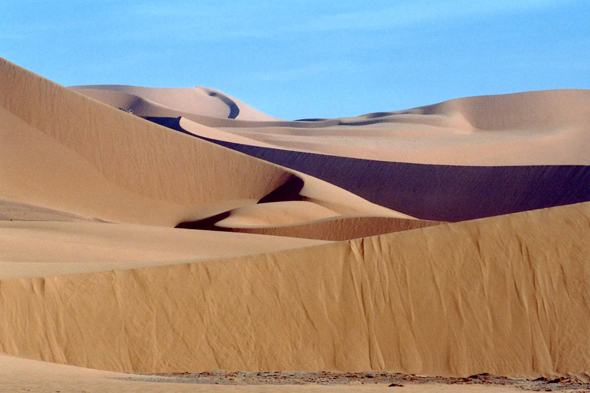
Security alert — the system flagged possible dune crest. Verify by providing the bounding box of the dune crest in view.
[71,85,282,121]
[0,57,409,228]
[76,85,590,166]
[1,202,589,376]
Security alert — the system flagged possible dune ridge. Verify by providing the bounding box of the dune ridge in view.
[153,128,590,222]
[0,57,409,228]
[0,202,589,377]
[217,215,442,241]
[0,221,326,279]
[75,85,590,166]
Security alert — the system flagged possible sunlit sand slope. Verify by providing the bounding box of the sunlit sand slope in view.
[1,202,588,377]
[0,58,286,224]
[215,214,442,241]
[0,58,408,227]
[0,221,326,279]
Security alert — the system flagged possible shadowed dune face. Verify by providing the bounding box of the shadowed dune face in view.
[145,118,590,222]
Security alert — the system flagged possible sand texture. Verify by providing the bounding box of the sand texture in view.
[2,56,590,391]
[1,202,590,377]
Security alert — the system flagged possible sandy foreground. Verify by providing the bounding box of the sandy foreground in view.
[2,56,590,392]
[2,354,588,392]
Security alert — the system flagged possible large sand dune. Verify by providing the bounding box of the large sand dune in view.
[2,56,590,390]
[0,57,410,228]
[1,202,589,377]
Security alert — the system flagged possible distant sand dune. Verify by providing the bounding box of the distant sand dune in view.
[76,86,590,165]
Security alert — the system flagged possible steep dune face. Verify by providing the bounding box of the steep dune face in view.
[0,58,289,224]
[0,58,408,227]
[1,202,589,376]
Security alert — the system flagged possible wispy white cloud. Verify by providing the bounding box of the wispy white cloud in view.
[107,0,582,43]
[294,0,580,33]
[2,0,579,46]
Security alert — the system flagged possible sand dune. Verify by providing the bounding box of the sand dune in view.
[0,221,326,279]
[1,202,589,377]
[0,57,410,228]
[72,85,281,121]
[76,86,590,165]
[167,135,590,221]
[72,86,590,221]
[2,55,590,388]
[0,199,89,222]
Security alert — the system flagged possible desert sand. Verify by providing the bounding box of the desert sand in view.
[2,56,590,392]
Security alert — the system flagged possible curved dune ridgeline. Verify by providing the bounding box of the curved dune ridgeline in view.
[0,58,287,224]
[0,58,406,226]
[1,202,589,376]
[144,119,590,222]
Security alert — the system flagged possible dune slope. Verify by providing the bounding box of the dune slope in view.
[1,202,589,377]
[0,57,410,229]
[3,57,590,385]
[152,125,590,222]
[76,86,590,165]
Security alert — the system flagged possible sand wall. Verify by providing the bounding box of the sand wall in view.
[1,202,589,377]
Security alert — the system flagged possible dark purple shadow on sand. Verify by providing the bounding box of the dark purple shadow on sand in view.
[148,117,590,222]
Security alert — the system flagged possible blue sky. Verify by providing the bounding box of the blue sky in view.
[1,0,589,119]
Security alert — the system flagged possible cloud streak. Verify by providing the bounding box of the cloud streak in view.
[117,0,582,42]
